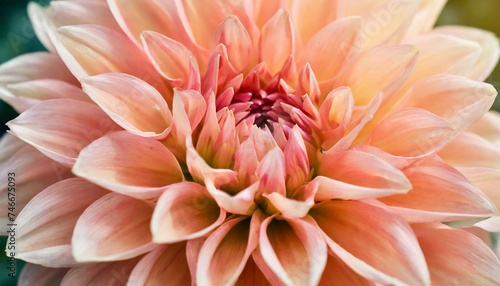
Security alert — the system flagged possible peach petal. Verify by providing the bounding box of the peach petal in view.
[82,73,172,139]
[368,108,454,157]
[235,257,272,286]
[151,182,226,243]
[468,111,500,143]
[15,178,108,267]
[380,159,497,222]
[439,132,500,168]
[284,125,310,192]
[319,254,375,286]
[141,30,201,90]
[253,215,327,285]
[19,264,69,286]
[256,147,286,197]
[263,182,317,218]
[404,0,447,38]
[73,131,183,199]
[214,16,252,72]
[7,99,120,167]
[61,257,142,285]
[432,26,500,81]
[0,133,25,169]
[310,201,430,285]
[315,149,411,200]
[291,0,343,43]
[0,146,71,235]
[301,17,362,82]
[459,167,500,210]
[197,214,259,285]
[247,0,285,29]
[128,244,191,286]
[72,193,156,262]
[416,226,500,285]
[259,9,294,75]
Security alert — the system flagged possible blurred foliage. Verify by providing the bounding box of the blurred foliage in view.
[0,0,499,284]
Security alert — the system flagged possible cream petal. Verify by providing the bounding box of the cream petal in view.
[416,226,500,285]
[459,167,500,211]
[310,201,430,285]
[151,182,226,243]
[379,158,497,222]
[468,111,500,143]
[404,0,447,38]
[432,26,500,81]
[19,264,69,286]
[319,254,375,286]
[399,74,497,132]
[72,193,156,262]
[0,79,91,113]
[214,16,252,72]
[7,98,120,167]
[15,178,108,267]
[368,108,454,157]
[291,0,343,43]
[301,17,362,82]
[315,149,411,200]
[0,52,77,86]
[197,214,259,286]
[128,244,191,286]
[247,0,285,29]
[259,9,294,75]
[82,73,172,139]
[61,257,142,285]
[0,146,71,235]
[253,215,327,285]
[73,131,183,199]
[440,132,500,168]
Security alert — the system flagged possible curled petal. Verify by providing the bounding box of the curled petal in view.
[151,182,226,243]
[72,193,156,262]
[82,73,172,139]
[73,131,183,199]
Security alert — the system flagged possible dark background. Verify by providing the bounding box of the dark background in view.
[0,0,499,285]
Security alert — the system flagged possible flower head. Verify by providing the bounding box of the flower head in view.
[1,0,500,285]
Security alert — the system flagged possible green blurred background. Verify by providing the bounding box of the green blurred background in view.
[0,0,499,285]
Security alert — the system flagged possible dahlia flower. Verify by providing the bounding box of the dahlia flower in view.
[1,0,500,285]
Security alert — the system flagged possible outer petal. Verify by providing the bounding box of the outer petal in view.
[439,132,500,168]
[196,214,259,286]
[404,0,447,38]
[7,98,120,167]
[253,215,327,286]
[319,254,375,286]
[61,257,142,285]
[82,73,172,139]
[128,244,191,286]
[72,193,156,262]
[14,178,108,267]
[291,0,343,43]
[314,149,411,200]
[432,26,500,81]
[73,131,183,199]
[0,133,25,169]
[379,159,497,222]
[19,264,69,286]
[300,17,362,82]
[259,9,294,75]
[415,226,500,285]
[468,111,500,143]
[151,182,226,243]
[235,257,272,286]
[0,146,71,235]
[310,201,430,285]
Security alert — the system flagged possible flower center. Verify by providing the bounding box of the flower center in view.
[231,88,278,129]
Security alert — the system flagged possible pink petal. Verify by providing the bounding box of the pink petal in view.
[151,182,226,243]
[0,52,77,85]
[319,254,375,286]
[310,201,430,285]
[72,193,156,262]
[259,9,294,75]
[253,215,327,285]
[15,178,108,267]
[284,125,310,192]
[256,147,286,197]
[82,73,172,139]
[379,158,496,222]
[415,225,500,285]
[61,257,142,285]
[0,146,71,235]
[128,244,191,285]
[7,98,120,167]
[214,16,252,72]
[439,132,500,168]
[301,17,362,82]
[399,74,496,132]
[197,214,259,285]
[0,79,91,113]
[19,264,69,286]
[432,26,500,81]
[0,133,25,169]
[368,108,454,157]
[314,149,411,200]
[73,131,183,199]
[141,31,201,90]
[468,111,500,143]
[290,0,342,43]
